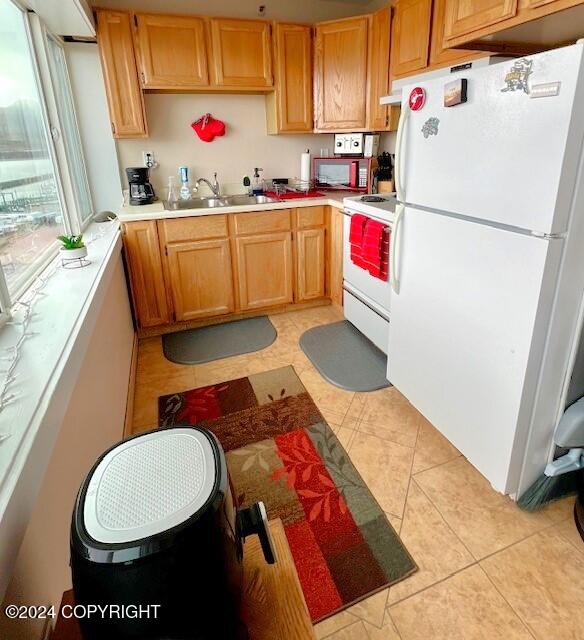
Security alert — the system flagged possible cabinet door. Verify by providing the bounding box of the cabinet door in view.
[390,0,432,78]
[135,14,209,89]
[430,0,485,67]
[367,7,392,131]
[210,18,273,88]
[296,228,326,301]
[123,221,169,327]
[166,239,234,321]
[444,0,518,41]
[235,232,293,310]
[96,10,147,138]
[314,16,369,131]
[328,207,344,306]
[267,23,313,133]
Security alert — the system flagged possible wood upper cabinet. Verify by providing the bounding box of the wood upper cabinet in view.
[209,18,273,88]
[430,0,485,66]
[266,23,313,133]
[235,232,293,310]
[134,14,209,89]
[367,6,393,131]
[165,239,234,321]
[314,16,369,131]
[96,10,147,138]
[390,0,433,78]
[296,228,326,301]
[122,221,169,327]
[443,0,518,41]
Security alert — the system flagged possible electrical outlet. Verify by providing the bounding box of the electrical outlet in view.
[257,4,266,16]
[142,151,156,169]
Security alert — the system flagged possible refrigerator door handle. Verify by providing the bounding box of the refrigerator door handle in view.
[394,104,410,203]
[390,203,405,294]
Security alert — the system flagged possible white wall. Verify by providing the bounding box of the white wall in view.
[0,256,134,640]
[117,92,336,196]
[65,42,122,213]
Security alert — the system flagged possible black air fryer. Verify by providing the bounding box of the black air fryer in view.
[71,426,275,640]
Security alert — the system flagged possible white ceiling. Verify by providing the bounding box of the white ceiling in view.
[89,0,389,22]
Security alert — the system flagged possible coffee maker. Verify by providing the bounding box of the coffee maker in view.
[126,167,156,205]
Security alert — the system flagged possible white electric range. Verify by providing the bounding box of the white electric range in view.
[342,194,397,354]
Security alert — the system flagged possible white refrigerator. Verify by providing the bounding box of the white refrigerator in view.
[388,43,584,496]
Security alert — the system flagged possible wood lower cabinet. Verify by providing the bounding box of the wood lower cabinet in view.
[328,207,344,306]
[124,207,331,329]
[235,232,294,310]
[314,16,369,131]
[444,0,518,41]
[122,221,169,327]
[296,228,326,301]
[266,23,313,134]
[390,0,433,78]
[166,239,234,321]
[209,18,273,88]
[95,10,147,138]
[134,14,209,89]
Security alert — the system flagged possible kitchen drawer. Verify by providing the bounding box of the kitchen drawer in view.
[233,210,291,235]
[344,288,389,354]
[296,206,326,229]
[159,215,228,243]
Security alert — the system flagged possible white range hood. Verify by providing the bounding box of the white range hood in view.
[381,55,511,105]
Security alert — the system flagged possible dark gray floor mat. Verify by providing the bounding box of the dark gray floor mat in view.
[162,316,277,365]
[299,320,390,392]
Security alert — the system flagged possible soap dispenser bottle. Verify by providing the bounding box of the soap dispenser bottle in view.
[179,166,191,200]
[252,168,264,196]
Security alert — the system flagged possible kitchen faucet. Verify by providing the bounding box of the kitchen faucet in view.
[194,172,221,197]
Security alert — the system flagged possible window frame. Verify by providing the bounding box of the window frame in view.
[0,0,95,307]
[31,15,94,233]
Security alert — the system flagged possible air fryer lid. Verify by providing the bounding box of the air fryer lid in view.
[82,428,218,547]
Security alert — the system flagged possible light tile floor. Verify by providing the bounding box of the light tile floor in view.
[131,305,584,640]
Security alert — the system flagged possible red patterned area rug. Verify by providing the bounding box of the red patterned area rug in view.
[159,365,417,622]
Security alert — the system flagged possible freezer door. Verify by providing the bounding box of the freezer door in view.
[397,44,584,234]
[387,207,560,493]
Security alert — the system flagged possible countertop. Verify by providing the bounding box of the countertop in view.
[117,190,348,222]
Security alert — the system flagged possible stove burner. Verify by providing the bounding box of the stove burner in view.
[360,195,385,203]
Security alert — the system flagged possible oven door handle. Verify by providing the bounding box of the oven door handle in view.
[390,203,404,294]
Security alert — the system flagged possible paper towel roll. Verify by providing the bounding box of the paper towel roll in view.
[300,149,311,185]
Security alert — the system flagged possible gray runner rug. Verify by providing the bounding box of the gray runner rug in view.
[163,316,277,364]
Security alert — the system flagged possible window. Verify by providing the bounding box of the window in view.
[0,0,93,306]
[45,34,93,225]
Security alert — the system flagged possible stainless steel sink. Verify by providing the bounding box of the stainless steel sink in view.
[163,194,279,210]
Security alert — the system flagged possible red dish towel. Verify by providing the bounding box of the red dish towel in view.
[349,214,368,269]
[362,219,390,281]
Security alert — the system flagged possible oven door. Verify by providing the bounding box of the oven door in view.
[342,210,392,316]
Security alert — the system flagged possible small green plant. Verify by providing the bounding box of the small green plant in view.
[57,234,85,250]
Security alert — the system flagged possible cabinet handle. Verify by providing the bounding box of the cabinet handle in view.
[111,121,116,135]
[140,71,146,85]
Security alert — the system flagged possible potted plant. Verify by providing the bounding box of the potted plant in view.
[57,234,87,260]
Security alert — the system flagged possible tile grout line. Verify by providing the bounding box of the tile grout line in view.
[409,474,478,561]
[397,420,422,523]
[475,564,538,640]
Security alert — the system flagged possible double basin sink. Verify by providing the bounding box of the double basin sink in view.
[163,194,280,210]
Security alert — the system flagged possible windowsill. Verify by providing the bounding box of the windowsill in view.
[0,220,123,599]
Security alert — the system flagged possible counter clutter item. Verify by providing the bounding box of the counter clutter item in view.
[53,520,315,640]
